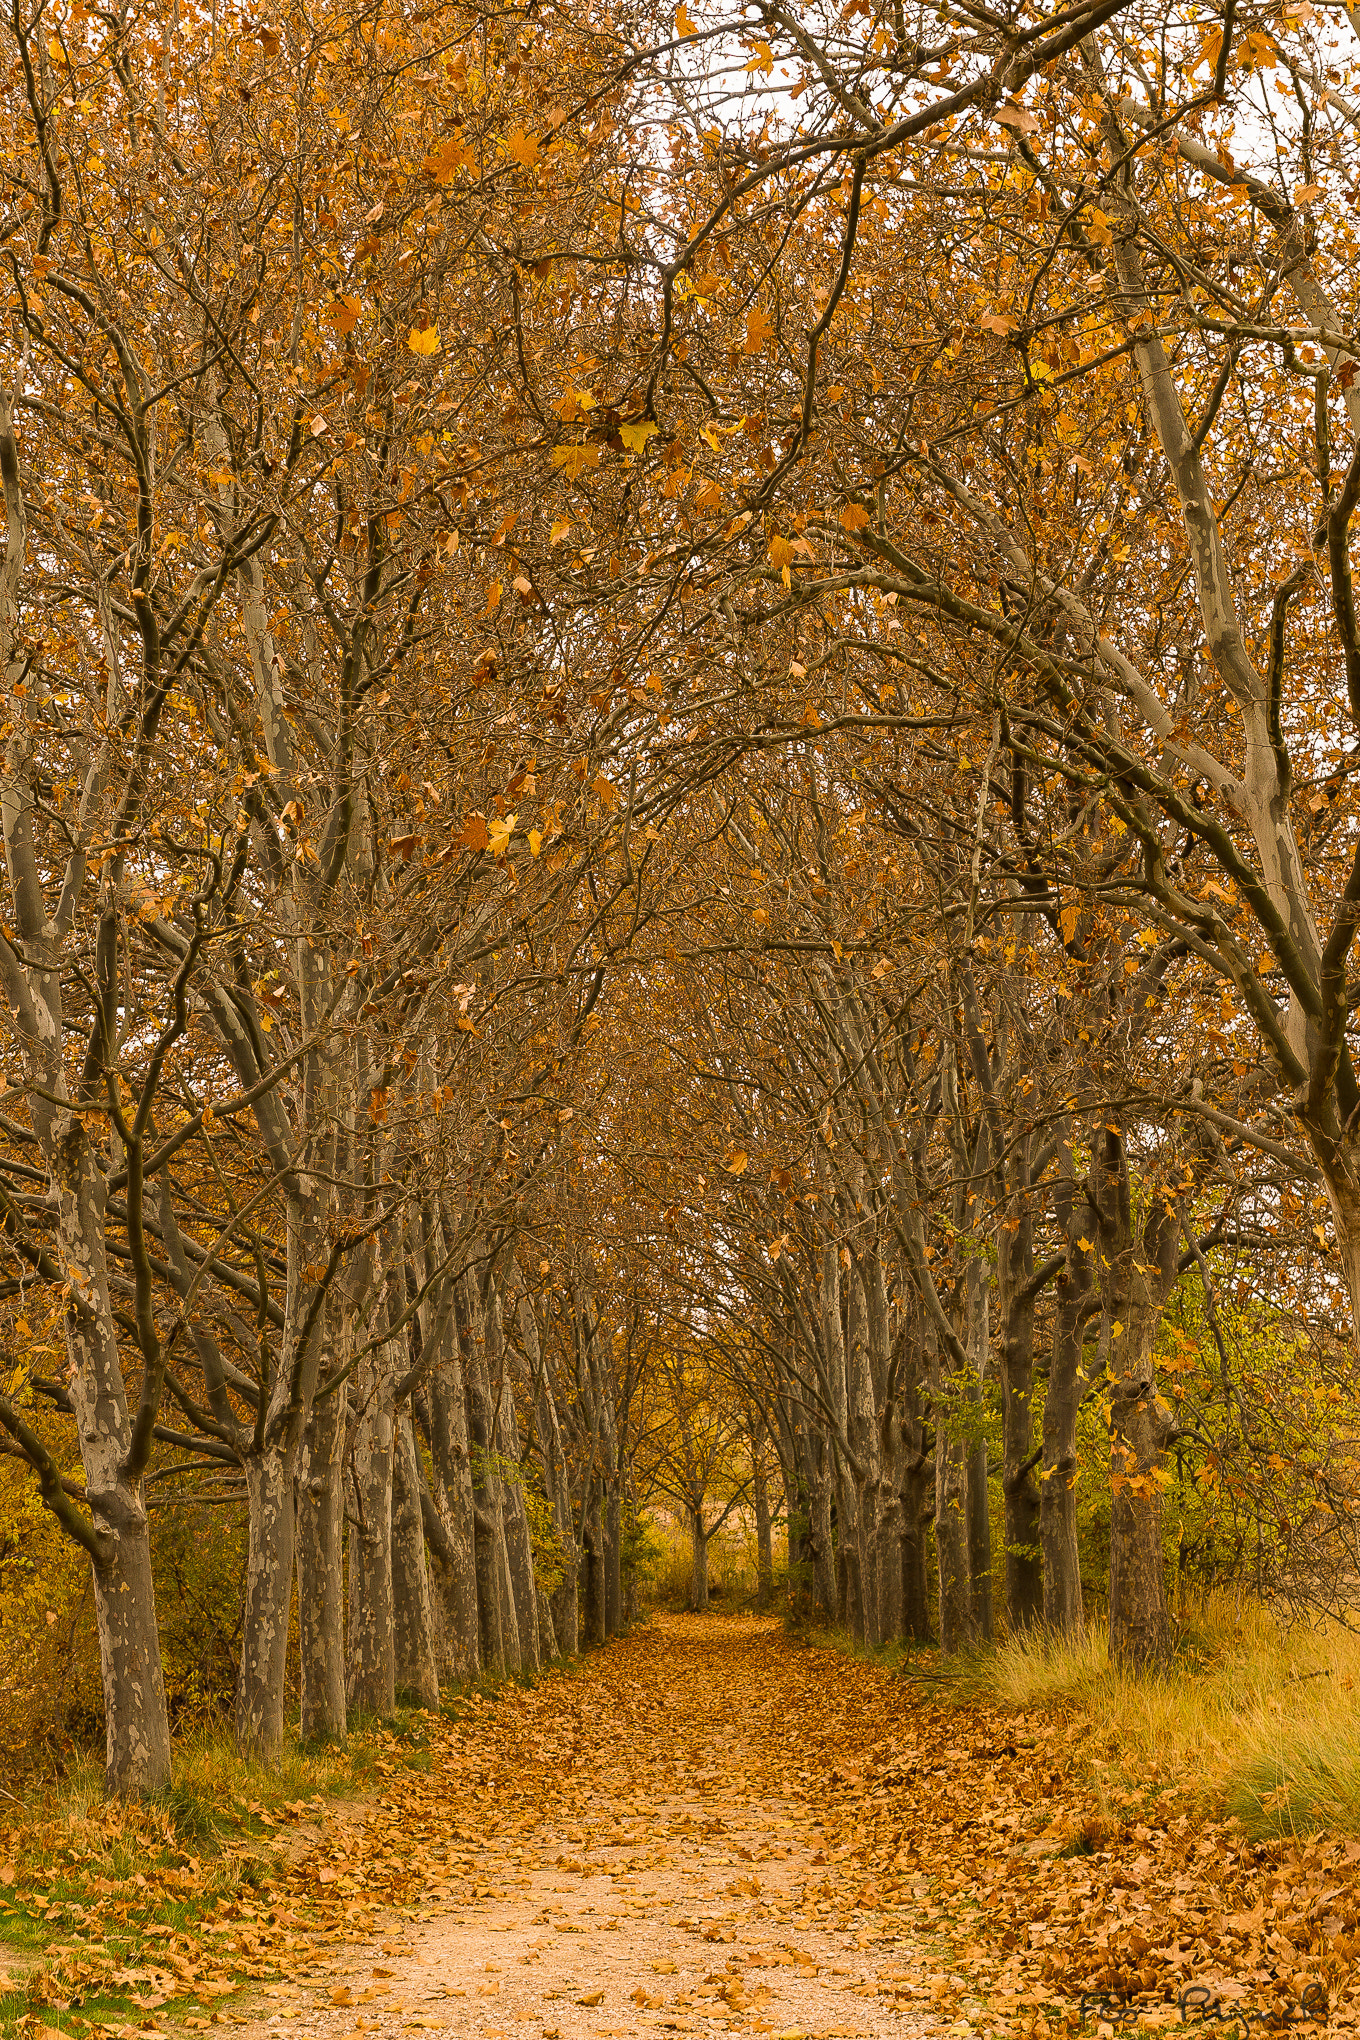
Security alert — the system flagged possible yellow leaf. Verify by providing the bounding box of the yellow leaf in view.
[800,702,821,730]
[484,581,502,614]
[676,1,695,32]
[840,502,871,532]
[505,129,540,167]
[47,35,63,58]
[725,1151,749,1176]
[552,443,602,479]
[550,517,572,544]
[768,535,795,570]
[1060,899,1079,944]
[528,829,542,857]
[618,418,658,454]
[745,38,774,73]
[700,425,722,453]
[1076,1237,1093,1254]
[487,813,515,855]
[407,326,440,356]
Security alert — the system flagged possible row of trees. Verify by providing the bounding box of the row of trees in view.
[4,0,1360,1791]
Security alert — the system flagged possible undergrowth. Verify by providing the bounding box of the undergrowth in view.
[816,1594,1360,1841]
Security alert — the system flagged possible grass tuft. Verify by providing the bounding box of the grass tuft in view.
[956,1595,1360,1838]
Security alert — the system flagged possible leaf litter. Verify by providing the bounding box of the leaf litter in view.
[5,1614,1360,2038]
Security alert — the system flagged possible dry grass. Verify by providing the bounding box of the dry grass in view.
[963,1596,1360,1838]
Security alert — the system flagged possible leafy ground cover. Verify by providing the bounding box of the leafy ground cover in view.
[3,1616,1357,2040]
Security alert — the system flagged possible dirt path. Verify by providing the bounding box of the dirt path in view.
[220,1614,1360,2040]
[240,1616,946,2040]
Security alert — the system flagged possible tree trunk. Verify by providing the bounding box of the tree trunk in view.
[604,1484,623,1635]
[419,1255,480,1680]
[391,1405,440,1708]
[753,1443,773,1609]
[808,1456,836,1617]
[297,1373,347,1741]
[965,1262,994,1644]
[583,1480,607,1642]
[346,1342,396,1718]
[1093,1128,1178,1671]
[933,1308,975,1654]
[1042,1137,1088,1636]
[506,1260,579,1657]
[538,1586,560,1658]
[998,1196,1043,1633]
[236,1444,297,1758]
[93,1507,173,1797]
[691,1511,710,1612]
[487,1287,539,1670]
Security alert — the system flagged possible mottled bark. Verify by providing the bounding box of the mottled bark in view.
[298,1370,347,1741]
[346,1340,396,1718]
[1092,1128,1179,1670]
[487,1285,540,1671]
[392,1406,440,1709]
[419,1228,479,1680]
[237,1447,297,1757]
[507,1264,578,1656]
[1043,1148,1090,1637]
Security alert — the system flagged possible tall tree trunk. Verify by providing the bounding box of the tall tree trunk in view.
[391,1405,440,1708]
[998,1192,1043,1632]
[507,1259,579,1656]
[604,1484,623,1635]
[347,1339,396,1718]
[691,1511,710,1613]
[583,1480,607,1642]
[1093,1128,1178,1670]
[933,1313,976,1654]
[1043,1151,1090,1637]
[419,1234,479,1680]
[236,1203,332,1758]
[752,1432,773,1610]
[809,1454,836,1617]
[965,1262,994,1644]
[487,1286,540,1670]
[298,1370,347,1741]
[237,1443,298,1757]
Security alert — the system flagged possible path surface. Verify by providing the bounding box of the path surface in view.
[243,1617,947,2040]
[228,1615,1360,2040]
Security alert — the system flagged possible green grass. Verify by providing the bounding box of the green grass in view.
[0,1720,376,2038]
